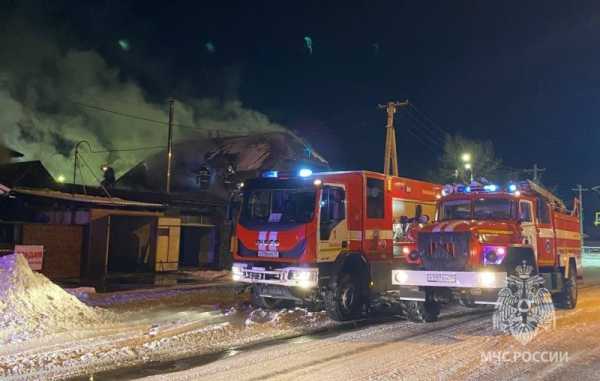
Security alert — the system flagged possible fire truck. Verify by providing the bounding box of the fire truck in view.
[231,169,441,321]
[391,180,582,322]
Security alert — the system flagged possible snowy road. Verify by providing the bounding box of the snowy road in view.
[2,260,600,380]
[136,281,600,381]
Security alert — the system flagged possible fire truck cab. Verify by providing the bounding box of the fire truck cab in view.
[232,169,440,321]
[391,180,582,322]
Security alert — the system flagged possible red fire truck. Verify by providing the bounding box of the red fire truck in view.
[231,169,441,321]
[391,180,582,322]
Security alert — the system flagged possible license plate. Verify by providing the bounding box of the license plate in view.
[258,250,279,258]
[426,272,457,283]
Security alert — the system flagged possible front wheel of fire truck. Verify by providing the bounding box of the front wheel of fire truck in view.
[324,272,366,321]
[554,264,578,309]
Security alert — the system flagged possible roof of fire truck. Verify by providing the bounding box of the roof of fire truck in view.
[441,179,568,211]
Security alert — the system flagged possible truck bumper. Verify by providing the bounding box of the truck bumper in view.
[391,269,507,289]
[232,262,319,289]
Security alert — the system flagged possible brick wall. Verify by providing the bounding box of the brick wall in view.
[22,224,84,279]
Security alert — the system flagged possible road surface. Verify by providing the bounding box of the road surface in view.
[134,281,600,381]
[3,264,600,380]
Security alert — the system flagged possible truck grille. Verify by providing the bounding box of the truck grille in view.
[418,232,470,271]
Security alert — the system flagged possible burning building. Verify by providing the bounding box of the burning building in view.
[117,131,328,196]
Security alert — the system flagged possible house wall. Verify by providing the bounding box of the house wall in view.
[22,223,84,279]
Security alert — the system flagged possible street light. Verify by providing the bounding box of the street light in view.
[461,153,471,163]
[464,163,472,170]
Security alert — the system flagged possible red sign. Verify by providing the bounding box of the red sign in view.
[14,245,44,271]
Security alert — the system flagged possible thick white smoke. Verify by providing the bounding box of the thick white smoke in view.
[0,19,284,184]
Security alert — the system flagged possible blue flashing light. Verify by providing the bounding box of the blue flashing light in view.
[508,184,517,192]
[465,186,471,192]
[298,168,313,177]
[484,184,498,192]
[262,170,278,178]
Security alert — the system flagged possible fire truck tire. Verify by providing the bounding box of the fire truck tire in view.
[404,300,440,323]
[554,265,578,309]
[251,288,294,310]
[323,272,365,321]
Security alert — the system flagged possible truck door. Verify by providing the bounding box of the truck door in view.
[535,198,556,266]
[519,199,537,258]
[317,185,348,262]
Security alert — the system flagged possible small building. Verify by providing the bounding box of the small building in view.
[0,131,328,283]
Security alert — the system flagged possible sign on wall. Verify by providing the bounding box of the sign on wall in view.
[14,245,44,271]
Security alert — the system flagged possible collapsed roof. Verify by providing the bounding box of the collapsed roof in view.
[116,131,328,197]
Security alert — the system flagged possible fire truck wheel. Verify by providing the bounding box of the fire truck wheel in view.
[323,272,365,321]
[404,300,440,323]
[251,288,294,310]
[554,266,578,309]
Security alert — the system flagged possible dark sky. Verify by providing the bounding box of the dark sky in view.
[8,0,600,234]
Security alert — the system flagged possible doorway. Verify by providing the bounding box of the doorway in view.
[179,225,217,268]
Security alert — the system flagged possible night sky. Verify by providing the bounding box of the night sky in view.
[6,1,600,235]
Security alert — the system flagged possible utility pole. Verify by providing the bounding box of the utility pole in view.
[166,98,175,193]
[378,100,408,177]
[524,163,546,184]
[572,184,589,240]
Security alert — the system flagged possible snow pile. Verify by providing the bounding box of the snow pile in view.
[0,254,106,344]
[245,307,331,329]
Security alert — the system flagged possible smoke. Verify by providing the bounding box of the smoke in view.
[0,14,285,184]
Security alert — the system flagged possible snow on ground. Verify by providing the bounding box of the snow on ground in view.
[2,257,600,380]
[0,254,113,345]
[0,257,333,380]
[138,283,600,381]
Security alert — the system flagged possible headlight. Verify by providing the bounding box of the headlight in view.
[479,271,496,288]
[288,269,318,288]
[291,270,312,281]
[394,270,408,284]
[232,263,246,281]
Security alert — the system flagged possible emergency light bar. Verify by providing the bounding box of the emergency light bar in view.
[262,168,315,179]
[441,182,520,196]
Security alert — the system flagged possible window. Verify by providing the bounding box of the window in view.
[241,189,316,224]
[367,178,384,219]
[536,198,551,224]
[439,198,516,220]
[320,186,346,240]
[439,199,471,220]
[473,198,515,220]
[519,201,533,222]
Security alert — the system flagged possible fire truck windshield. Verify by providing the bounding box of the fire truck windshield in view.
[439,197,516,221]
[240,188,316,225]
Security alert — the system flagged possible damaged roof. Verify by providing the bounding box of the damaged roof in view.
[117,131,329,195]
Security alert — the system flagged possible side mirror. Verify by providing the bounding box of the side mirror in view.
[417,215,430,224]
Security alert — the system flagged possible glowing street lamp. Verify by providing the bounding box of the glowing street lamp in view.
[464,163,472,170]
[461,153,471,163]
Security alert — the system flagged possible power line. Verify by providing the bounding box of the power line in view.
[401,109,445,147]
[70,100,217,135]
[71,101,169,126]
[407,102,452,137]
[403,125,440,153]
[85,146,166,154]
[397,110,445,149]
